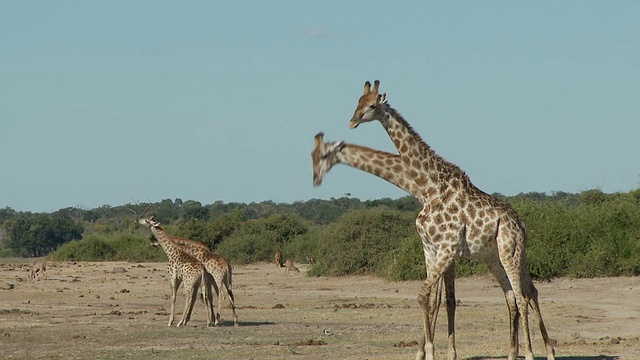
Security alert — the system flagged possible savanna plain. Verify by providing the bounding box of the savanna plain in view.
[1,260,638,360]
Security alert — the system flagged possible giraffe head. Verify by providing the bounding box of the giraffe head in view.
[311,132,345,186]
[138,215,162,230]
[349,80,387,129]
[148,235,161,247]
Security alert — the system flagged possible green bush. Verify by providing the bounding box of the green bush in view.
[50,233,164,262]
[216,213,311,264]
[50,236,116,261]
[387,235,425,281]
[309,207,416,277]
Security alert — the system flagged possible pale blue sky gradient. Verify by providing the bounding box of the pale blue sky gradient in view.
[1,1,639,212]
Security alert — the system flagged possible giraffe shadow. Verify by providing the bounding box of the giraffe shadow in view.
[468,356,617,360]
[214,320,276,327]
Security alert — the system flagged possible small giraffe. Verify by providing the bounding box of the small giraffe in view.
[30,261,47,280]
[274,250,284,267]
[285,259,300,275]
[149,234,239,327]
[348,80,554,360]
[138,217,214,327]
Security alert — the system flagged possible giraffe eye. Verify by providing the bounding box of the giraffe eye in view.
[369,104,376,109]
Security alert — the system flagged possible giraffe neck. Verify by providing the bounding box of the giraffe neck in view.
[169,237,211,262]
[337,144,425,203]
[379,105,472,198]
[149,226,181,260]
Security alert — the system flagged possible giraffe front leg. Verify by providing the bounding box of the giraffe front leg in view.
[168,277,180,327]
[177,282,199,327]
[416,275,440,360]
[179,279,200,327]
[443,265,457,360]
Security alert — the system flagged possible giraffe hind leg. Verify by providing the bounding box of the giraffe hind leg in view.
[524,277,556,360]
[485,256,520,360]
[223,272,239,327]
[201,274,215,327]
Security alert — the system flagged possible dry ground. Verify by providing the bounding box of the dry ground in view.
[0,260,638,360]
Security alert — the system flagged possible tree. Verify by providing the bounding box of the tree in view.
[4,216,84,257]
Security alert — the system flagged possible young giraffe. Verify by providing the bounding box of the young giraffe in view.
[284,259,300,275]
[149,233,239,327]
[274,250,284,267]
[30,261,47,280]
[348,80,555,360]
[138,217,214,327]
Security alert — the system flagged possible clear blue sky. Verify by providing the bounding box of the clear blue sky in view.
[1,1,639,213]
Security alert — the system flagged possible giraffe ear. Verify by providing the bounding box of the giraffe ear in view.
[372,80,380,95]
[378,93,387,104]
[363,81,371,95]
[314,132,325,146]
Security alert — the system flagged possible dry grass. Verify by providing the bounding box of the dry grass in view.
[0,260,638,359]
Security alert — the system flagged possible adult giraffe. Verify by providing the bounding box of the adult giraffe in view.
[348,80,554,360]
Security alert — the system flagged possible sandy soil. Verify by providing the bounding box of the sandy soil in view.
[0,260,638,359]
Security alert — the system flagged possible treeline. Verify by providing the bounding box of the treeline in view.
[1,189,639,280]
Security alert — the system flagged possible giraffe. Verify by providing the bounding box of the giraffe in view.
[284,259,300,275]
[138,216,214,327]
[30,261,47,280]
[149,234,239,327]
[312,131,446,347]
[347,80,555,360]
[274,250,284,267]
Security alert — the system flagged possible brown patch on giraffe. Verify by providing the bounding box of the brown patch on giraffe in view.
[467,207,476,220]
[392,164,404,173]
[447,203,459,214]
[428,225,436,237]
[441,189,453,204]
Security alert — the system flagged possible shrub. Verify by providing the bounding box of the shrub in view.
[309,207,416,277]
[50,233,164,262]
[50,236,115,261]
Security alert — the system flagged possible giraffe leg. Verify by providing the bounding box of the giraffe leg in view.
[177,280,199,327]
[210,274,221,326]
[498,242,534,360]
[168,276,181,327]
[523,275,555,359]
[443,263,457,360]
[485,256,519,360]
[416,270,444,360]
[201,274,215,327]
[428,275,443,338]
[224,272,239,327]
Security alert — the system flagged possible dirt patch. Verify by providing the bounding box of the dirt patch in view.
[0,261,638,359]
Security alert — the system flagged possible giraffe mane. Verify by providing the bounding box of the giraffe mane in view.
[384,104,475,191]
